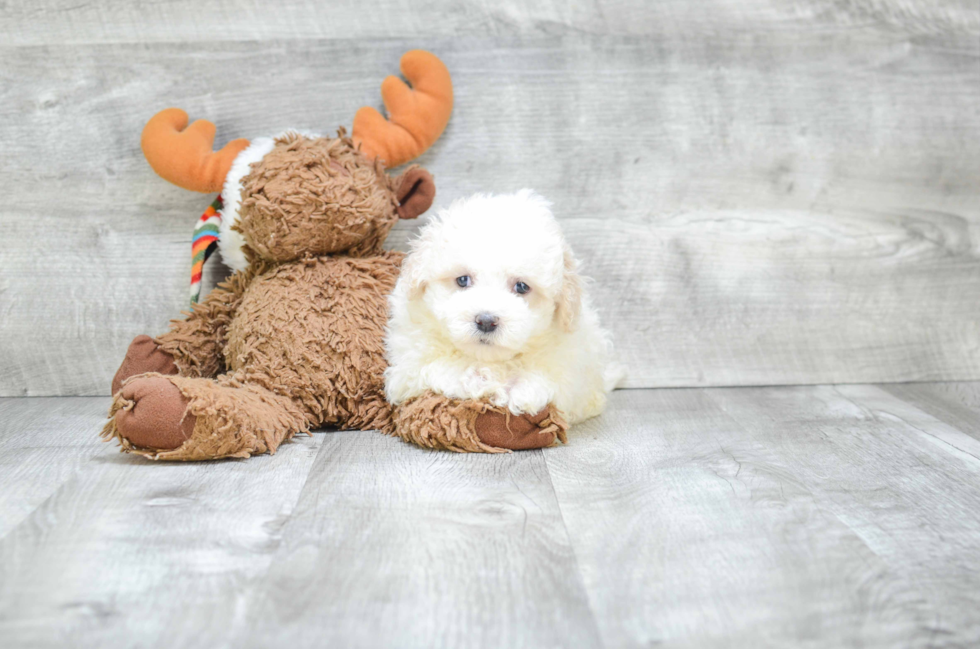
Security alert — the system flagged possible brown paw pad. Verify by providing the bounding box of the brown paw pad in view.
[473,408,559,451]
[115,376,196,451]
[112,335,179,395]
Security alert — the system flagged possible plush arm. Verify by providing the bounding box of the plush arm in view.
[391,391,567,453]
[154,268,254,378]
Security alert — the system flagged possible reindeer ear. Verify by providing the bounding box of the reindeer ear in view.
[555,248,583,332]
[395,166,435,220]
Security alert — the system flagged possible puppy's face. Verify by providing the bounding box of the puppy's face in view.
[422,263,555,361]
[401,190,581,362]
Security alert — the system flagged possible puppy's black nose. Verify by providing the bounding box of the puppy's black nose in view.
[475,312,498,333]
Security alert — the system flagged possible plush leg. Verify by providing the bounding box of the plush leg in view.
[102,373,312,461]
[391,392,568,453]
[111,335,179,394]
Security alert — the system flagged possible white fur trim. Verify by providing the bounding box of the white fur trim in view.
[218,130,323,271]
[219,137,276,271]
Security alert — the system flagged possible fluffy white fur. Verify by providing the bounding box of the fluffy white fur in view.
[385,189,623,425]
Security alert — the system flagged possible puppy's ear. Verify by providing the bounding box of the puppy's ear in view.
[399,250,429,301]
[555,247,582,332]
[394,166,435,220]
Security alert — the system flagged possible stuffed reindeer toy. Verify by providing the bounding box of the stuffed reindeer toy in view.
[104,51,568,460]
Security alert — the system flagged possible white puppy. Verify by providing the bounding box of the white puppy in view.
[385,189,622,425]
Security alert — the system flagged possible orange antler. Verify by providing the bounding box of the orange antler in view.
[353,50,453,168]
[141,108,251,193]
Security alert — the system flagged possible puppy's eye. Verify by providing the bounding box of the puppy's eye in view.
[513,281,530,295]
[456,275,472,288]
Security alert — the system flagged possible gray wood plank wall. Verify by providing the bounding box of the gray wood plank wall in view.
[1,1,978,396]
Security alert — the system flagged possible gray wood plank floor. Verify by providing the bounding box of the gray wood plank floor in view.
[3,384,980,648]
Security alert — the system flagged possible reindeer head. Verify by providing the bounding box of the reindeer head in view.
[140,50,452,272]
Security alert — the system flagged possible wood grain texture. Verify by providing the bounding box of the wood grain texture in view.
[0,398,321,648]
[4,384,980,646]
[545,387,980,647]
[1,4,979,395]
[233,430,601,649]
[0,397,109,537]
[708,384,980,647]
[880,381,980,440]
[2,0,977,45]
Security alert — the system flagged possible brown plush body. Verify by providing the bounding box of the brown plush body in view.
[105,132,566,460]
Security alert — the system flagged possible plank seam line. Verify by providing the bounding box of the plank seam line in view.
[539,449,608,649]
[833,386,980,467]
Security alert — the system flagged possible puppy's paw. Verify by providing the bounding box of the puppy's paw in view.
[505,375,555,416]
[459,366,490,393]
[459,366,508,404]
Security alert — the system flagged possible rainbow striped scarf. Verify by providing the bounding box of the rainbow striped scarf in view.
[190,196,223,305]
